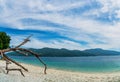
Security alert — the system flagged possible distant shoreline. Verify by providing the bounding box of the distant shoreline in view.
[7,48,120,57]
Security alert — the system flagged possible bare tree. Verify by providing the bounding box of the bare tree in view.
[0,35,47,76]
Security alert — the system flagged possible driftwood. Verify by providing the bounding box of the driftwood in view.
[0,35,47,76]
[6,61,25,77]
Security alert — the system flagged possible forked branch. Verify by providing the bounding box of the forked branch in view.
[0,35,47,76]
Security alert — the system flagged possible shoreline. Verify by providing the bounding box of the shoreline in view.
[19,61,120,74]
[1,60,120,82]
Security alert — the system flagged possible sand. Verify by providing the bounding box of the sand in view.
[0,60,120,82]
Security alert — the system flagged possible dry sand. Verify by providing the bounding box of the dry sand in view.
[0,60,120,82]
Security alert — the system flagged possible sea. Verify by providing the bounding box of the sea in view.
[7,56,120,73]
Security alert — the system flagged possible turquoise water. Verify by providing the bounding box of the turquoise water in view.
[8,56,120,73]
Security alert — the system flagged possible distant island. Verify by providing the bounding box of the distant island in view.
[7,48,120,57]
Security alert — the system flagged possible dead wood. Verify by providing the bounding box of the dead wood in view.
[6,61,25,77]
[3,54,28,72]
[0,35,47,76]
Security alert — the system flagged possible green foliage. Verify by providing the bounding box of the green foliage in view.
[7,48,96,57]
[7,48,120,57]
[0,32,11,50]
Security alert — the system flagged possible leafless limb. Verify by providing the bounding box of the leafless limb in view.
[0,35,47,76]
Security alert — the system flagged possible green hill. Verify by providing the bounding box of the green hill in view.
[7,48,120,57]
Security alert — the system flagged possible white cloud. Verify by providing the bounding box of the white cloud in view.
[97,0,120,12]
[26,39,85,50]
[115,10,120,18]
[10,35,86,50]
[1,0,120,50]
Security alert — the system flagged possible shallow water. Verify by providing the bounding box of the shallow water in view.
[8,56,120,73]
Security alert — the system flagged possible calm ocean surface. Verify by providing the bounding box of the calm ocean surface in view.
[8,56,120,73]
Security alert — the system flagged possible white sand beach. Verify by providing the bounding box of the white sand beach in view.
[0,60,120,82]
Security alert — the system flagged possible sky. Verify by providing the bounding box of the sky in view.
[0,0,120,51]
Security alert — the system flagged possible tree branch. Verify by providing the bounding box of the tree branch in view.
[15,35,33,48]
[17,48,47,74]
[0,34,47,75]
[3,54,28,72]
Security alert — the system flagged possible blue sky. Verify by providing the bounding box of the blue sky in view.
[0,0,120,51]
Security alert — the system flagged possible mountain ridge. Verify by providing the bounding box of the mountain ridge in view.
[7,47,120,57]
